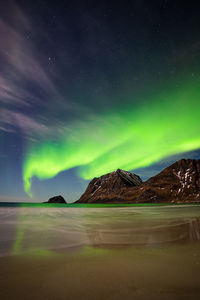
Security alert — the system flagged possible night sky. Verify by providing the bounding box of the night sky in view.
[1,0,200,202]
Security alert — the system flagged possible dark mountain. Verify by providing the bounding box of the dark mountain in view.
[44,195,67,203]
[76,159,200,204]
[77,169,142,203]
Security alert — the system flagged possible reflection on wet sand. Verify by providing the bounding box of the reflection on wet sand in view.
[1,206,200,300]
[0,206,200,256]
[86,218,200,247]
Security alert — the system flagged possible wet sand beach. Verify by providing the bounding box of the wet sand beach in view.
[0,205,200,299]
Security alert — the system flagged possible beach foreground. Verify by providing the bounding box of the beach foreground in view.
[0,205,200,299]
[1,244,200,300]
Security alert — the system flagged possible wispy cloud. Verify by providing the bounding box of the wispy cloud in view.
[0,125,15,133]
[0,108,48,135]
[0,107,76,140]
[0,1,78,139]
[0,9,59,102]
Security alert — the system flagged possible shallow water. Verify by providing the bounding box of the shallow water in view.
[0,205,200,299]
[0,205,200,256]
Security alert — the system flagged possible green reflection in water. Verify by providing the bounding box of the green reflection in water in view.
[11,209,56,257]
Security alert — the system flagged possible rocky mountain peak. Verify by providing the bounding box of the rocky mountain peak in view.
[77,169,142,203]
[116,169,142,186]
[76,159,200,204]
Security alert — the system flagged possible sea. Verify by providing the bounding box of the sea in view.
[0,203,200,299]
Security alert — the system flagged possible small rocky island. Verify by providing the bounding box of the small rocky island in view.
[44,195,67,204]
[75,159,200,204]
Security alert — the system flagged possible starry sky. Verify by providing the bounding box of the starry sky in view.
[1,0,200,202]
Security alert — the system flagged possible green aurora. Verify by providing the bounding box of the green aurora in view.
[23,78,200,197]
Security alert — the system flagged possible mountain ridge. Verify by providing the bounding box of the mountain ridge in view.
[76,159,200,204]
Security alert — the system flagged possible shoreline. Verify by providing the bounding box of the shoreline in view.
[0,202,200,208]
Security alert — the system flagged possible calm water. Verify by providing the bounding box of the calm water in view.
[0,204,200,257]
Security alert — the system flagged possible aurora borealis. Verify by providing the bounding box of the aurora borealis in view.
[1,0,200,202]
[23,77,200,196]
